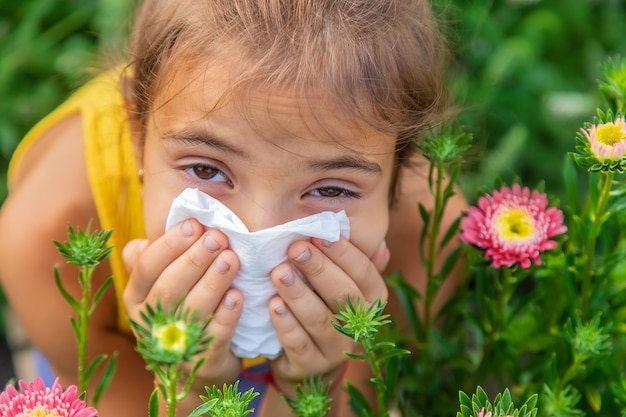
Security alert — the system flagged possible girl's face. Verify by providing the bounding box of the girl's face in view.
[138,67,396,258]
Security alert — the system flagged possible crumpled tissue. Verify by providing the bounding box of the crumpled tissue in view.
[165,188,350,359]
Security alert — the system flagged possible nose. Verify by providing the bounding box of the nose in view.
[230,197,291,232]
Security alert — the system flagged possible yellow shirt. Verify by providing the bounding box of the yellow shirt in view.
[8,70,145,332]
[8,70,265,368]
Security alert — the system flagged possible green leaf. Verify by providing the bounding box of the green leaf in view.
[584,384,602,412]
[92,352,118,407]
[188,399,218,417]
[148,389,160,417]
[385,272,423,341]
[91,276,114,309]
[384,355,400,406]
[53,266,80,310]
[84,354,107,385]
[346,381,372,417]
[440,247,462,281]
[439,216,462,250]
[69,317,79,338]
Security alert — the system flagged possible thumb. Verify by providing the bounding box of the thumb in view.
[370,240,390,273]
[121,239,149,272]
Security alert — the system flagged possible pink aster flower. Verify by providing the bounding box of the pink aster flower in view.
[477,408,492,417]
[0,377,97,417]
[460,184,567,269]
[477,408,514,417]
[580,115,626,160]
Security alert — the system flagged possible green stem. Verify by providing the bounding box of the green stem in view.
[423,160,446,342]
[78,265,94,394]
[167,365,179,417]
[581,171,614,321]
[363,340,389,417]
[496,267,512,329]
[558,356,583,391]
[473,267,511,385]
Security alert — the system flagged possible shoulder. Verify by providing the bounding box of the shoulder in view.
[0,112,100,266]
[0,110,119,347]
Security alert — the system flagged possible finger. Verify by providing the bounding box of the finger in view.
[286,239,367,312]
[267,295,323,375]
[123,219,205,304]
[270,263,354,359]
[206,288,243,348]
[311,237,388,303]
[183,249,240,318]
[370,240,390,273]
[182,288,243,385]
[122,239,149,272]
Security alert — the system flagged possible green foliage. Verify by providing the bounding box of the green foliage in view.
[129,301,213,367]
[435,0,626,201]
[190,381,259,417]
[456,386,538,417]
[282,376,332,417]
[129,300,214,417]
[53,223,117,408]
[395,49,626,417]
[0,0,134,201]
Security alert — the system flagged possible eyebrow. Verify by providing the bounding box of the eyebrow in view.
[164,129,382,175]
[163,130,249,158]
[306,156,383,175]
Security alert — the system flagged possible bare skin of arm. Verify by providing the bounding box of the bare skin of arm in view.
[0,114,154,416]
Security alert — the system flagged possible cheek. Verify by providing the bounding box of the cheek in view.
[141,182,178,241]
[347,206,390,258]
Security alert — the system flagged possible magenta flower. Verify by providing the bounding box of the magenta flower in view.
[460,184,567,269]
[0,377,97,417]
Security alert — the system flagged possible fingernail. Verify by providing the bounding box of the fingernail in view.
[181,220,193,237]
[204,233,220,252]
[280,269,295,286]
[321,239,333,248]
[215,254,230,273]
[294,248,311,263]
[274,303,288,316]
[224,294,237,310]
[377,240,388,252]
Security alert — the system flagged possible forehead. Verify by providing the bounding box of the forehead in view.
[151,63,396,156]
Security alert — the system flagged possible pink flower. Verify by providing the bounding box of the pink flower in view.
[580,115,626,161]
[476,407,514,417]
[0,377,97,417]
[460,184,567,269]
[477,408,492,417]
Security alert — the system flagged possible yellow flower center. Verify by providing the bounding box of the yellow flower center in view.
[155,321,188,352]
[19,407,61,417]
[495,207,535,241]
[596,123,626,146]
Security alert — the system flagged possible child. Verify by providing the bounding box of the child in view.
[0,0,466,416]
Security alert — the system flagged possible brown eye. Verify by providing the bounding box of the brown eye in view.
[316,187,344,198]
[185,164,229,183]
[193,165,219,179]
[308,186,362,200]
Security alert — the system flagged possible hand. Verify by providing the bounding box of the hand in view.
[267,237,390,395]
[122,218,243,385]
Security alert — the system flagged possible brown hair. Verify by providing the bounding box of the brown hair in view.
[126,0,448,200]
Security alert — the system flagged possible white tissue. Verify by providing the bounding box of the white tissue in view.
[165,188,350,359]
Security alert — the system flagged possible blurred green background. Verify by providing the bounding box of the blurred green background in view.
[0,0,625,381]
[1,0,625,201]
